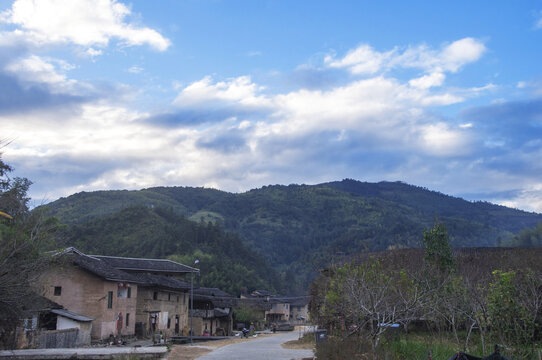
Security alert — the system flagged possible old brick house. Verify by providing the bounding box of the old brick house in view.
[90,255,196,337]
[191,287,237,336]
[39,248,197,341]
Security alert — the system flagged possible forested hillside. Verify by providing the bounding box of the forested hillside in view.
[54,205,283,296]
[44,179,542,291]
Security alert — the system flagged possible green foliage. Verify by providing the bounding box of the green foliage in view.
[503,221,542,247]
[487,270,539,356]
[54,205,280,296]
[41,179,542,292]
[422,222,456,273]
[233,304,260,323]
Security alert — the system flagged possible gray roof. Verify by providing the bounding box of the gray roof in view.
[132,273,192,291]
[193,287,237,307]
[51,309,93,322]
[61,248,193,292]
[72,252,139,283]
[270,296,310,307]
[90,255,198,274]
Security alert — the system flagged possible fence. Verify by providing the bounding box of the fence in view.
[34,328,79,348]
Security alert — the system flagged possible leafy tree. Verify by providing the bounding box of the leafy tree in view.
[422,221,455,273]
[505,222,542,247]
[0,151,57,348]
[487,270,540,357]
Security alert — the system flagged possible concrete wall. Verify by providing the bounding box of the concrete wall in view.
[56,317,92,346]
[290,304,309,323]
[39,264,138,340]
[135,288,189,337]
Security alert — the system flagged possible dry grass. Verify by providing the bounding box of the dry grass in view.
[281,332,315,350]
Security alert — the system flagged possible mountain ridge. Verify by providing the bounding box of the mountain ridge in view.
[43,179,542,291]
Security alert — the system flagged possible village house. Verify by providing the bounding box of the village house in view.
[89,255,197,338]
[238,291,310,329]
[191,287,237,336]
[38,248,198,342]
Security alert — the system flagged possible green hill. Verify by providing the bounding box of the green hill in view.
[43,179,542,291]
[54,205,282,296]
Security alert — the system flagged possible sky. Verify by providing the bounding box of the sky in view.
[1,0,542,213]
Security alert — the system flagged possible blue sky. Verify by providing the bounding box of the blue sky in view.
[1,0,542,213]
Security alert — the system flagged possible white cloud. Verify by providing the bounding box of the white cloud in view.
[409,72,445,89]
[4,55,82,93]
[419,123,470,156]
[325,45,395,75]
[85,48,103,57]
[173,76,270,108]
[127,65,143,74]
[499,185,542,213]
[4,35,518,213]
[325,38,486,76]
[1,0,170,51]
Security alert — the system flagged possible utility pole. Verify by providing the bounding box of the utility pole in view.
[190,259,199,345]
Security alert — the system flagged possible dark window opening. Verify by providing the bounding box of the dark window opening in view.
[107,291,113,309]
[53,286,61,296]
[153,291,158,300]
[39,312,57,330]
[167,317,171,329]
[127,287,131,298]
[168,293,171,301]
[126,313,130,327]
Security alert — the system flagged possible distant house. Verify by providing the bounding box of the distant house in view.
[191,287,237,336]
[38,248,198,342]
[237,291,310,328]
[266,296,310,324]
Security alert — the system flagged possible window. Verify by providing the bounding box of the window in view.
[117,287,127,298]
[53,286,62,296]
[167,317,171,329]
[153,291,158,300]
[126,313,130,327]
[168,293,171,301]
[127,287,131,298]
[107,291,113,309]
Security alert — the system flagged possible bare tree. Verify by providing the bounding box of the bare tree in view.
[325,261,428,360]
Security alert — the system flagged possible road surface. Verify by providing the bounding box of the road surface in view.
[196,331,314,360]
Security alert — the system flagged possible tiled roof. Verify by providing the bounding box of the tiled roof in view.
[269,296,310,307]
[61,248,193,291]
[132,273,192,291]
[51,309,93,322]
[72,252,139,283]
[193,287,237,307]
[89,255,198,274]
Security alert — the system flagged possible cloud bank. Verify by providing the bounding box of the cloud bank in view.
[0,8,541,215]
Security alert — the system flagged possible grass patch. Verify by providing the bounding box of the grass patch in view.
[282,332,315,350]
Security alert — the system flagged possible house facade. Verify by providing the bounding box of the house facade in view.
[38,248,197,342]
[39,249,139,340]
[191,287,237,336]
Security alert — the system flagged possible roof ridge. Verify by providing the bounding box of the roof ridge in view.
[91,254,173,262]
